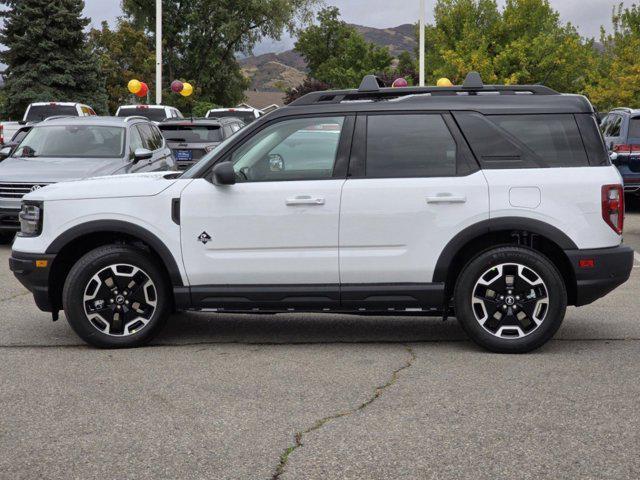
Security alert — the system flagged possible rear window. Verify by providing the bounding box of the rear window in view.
[25,105,78,122]
[366,114,457,178]
[455,112,589,168]
[208,111,256,124]
[628,117,640,141]
[117,107,167,122]
[159,125,223,143]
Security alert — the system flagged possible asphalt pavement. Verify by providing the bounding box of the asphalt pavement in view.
[1,210,640,480]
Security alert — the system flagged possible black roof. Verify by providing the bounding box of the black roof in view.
[282,72,594,116]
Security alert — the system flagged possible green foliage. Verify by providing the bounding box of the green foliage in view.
[122,0,319,107]
[423,0,595,93]
[88,20,156,114]
[295,7,393,89]
[0,0,108,118]
[191,101,219,118]
[585,3,640,111]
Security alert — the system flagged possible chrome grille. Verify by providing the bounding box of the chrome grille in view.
[0,183,50,199]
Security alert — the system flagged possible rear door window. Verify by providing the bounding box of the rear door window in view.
[627,117,640,143]
[365,114,457,177]
[135,124,157,150]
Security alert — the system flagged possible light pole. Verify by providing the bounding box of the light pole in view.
[155,0,162,104]
[419,0,425,87]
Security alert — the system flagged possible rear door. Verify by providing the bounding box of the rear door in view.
[339,113,489,308]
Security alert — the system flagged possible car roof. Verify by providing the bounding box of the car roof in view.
[29,116,146,127]
[29,102,86,107]
[160,117,238,126]
[118,104,173,109]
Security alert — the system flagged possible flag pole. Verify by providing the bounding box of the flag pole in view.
[419,0,425,87]
[155,0,162,104]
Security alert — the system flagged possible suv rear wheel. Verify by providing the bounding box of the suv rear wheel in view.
[62,245,170,348]
[454,246,567,353]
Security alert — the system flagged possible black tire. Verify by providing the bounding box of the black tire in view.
[454,246,567,353]
[62,245,171,348]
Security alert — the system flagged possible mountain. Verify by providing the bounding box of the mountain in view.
[240,23,416,92]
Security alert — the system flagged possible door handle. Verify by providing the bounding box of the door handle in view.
[426,194,467,204]
[286,195,325,206]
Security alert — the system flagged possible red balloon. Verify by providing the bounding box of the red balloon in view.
[136,82,149,98]
[392,77,409,88]
[171,80,183,93]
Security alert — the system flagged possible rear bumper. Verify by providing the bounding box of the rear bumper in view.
[9,250,56,312]
[565,245,634,306]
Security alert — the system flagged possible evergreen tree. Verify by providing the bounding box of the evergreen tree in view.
[0,0,109,118]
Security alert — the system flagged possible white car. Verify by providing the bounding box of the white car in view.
[10,73,634,352]
[115,105,183,123]
[205,107,262,124]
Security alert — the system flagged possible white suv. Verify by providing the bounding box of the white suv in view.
[10,73,634,352]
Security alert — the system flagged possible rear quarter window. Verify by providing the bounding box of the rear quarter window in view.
[455,112,590,168]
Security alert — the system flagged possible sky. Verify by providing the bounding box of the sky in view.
[85,0,621,54]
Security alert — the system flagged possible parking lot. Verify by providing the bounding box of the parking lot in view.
[1,208,639,480]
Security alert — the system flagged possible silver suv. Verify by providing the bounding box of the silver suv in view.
[0,116,175,234]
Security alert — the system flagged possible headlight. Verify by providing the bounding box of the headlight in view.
[18,202,43,237]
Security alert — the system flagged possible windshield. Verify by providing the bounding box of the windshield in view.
[25,105,78,122]
[117,107,167,122]
[208,111,256,123]
[159,125,223,143]
[12,125,125,158]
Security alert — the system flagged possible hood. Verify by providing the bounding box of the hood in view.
[0,156,124,183]
[24,171,181,202]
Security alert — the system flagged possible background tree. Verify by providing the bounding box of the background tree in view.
[422,0,595,93]
[88,21,156,114]
[295,7,393,89]
[284,78,330,104]
[0,0,108,118]
[122,0,319,108]
[585,4,640,111]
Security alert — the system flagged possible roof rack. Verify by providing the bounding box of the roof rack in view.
[290,71,559,106]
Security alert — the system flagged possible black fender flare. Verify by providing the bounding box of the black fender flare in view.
[46,220,184,286]
[433,217,577,283]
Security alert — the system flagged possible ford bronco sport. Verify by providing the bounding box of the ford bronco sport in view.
[9,73,634,352]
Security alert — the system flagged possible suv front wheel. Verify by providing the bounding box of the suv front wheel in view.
[454,246,567,353]
[62,245,171,348]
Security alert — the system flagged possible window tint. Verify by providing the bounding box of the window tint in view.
[25,105,78,122]
[117,107,167,122]
[366,114,457,178]
[489,114,588,168]
[230,116,344,182]
[608,115,622,137]
[136,124,160,150]
[575,114,609,166]
[150,125,164,149]
[160,125,223,143]
[599,115,611,135]
[628,117,640,140]
[129,125,144,156]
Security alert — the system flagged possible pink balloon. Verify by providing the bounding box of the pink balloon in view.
[392,77,409,88]
[171,80,184,93]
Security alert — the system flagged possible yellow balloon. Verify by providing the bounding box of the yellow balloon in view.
[180,82,193,97]
[128,79,142,94]
[436,77,453,87]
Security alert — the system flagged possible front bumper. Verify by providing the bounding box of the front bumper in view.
[0,207,20,231]
[565,245,634,306]
[9,250,56,312]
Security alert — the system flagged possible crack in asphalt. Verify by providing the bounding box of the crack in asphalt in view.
[270,344,416,480]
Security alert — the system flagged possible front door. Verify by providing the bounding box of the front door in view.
[180,115,353,308]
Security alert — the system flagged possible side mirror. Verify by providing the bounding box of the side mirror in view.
[0,146,13,160]
[133,148,153,163]
[211,161,236,185]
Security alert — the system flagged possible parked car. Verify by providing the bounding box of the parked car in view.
[0,116,175,234]
[10,73,633,352]
[159,117,245,170]
[1,102,97,145]
[115,105,183,123]
[600,107,640,195]
[206,107,263,124]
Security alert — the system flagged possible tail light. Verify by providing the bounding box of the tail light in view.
[613,144,640,153]
[0,124,3,144]
[602,184,624,234]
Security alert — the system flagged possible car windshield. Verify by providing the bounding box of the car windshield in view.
[208,111,256,123]
[12,125,125,159]
[117,107,167,122]
[25,105,78,122]
[159,125,223,143]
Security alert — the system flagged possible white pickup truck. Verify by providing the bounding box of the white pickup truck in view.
[1,102,96,144]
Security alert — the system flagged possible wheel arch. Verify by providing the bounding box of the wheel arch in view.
[46,220,184,312]
[434,217,577,305]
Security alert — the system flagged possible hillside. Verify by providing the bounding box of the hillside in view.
[240,23,416,92]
